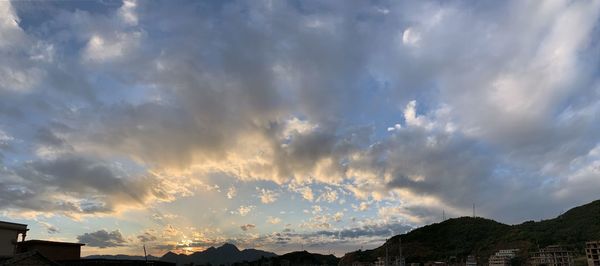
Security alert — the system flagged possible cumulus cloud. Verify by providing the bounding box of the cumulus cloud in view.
[237,205,254,217]
[258,188,278,204]
[267,216,282,225]
[317,188,338,203]
[77,229,127,248]
[226,187,236,199]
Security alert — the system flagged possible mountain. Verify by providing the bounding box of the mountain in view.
[232,250,339,266]
[160,243,277,265]
[339,199,600,265]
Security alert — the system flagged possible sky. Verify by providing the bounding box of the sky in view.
[1,0,600,258]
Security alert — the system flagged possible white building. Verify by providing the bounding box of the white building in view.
[0,221,28,257]
[586,241,600,266]
[530,246,573,266]
[488,249,519,266]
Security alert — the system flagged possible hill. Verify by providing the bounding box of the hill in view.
[339,199,600,265]
[160,243,277,266]
[232,250,339,266]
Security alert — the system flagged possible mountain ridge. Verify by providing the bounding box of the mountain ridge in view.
[160,243,277,265]
[339,199,600,265]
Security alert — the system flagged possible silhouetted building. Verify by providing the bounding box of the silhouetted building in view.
[530,245,573,266]
[17,240,84,261]
[488,249,519,266]
[60,259,175,266]
[0,221,28,257]
[586,241,600,266]
[0,250,60,266]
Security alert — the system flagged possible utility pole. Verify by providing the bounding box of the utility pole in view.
[443,210,445,221]
[473,204,475,218]
[143,244,148,263]
[399,237,404,266]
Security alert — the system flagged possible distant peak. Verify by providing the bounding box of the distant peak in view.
[219,243,240,252]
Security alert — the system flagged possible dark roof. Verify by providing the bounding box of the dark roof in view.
[60,259,175,266]
[0,250,60,266]
[0,220,28,231]
[20,240,85,246]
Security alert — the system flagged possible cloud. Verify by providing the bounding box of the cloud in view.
[297,187,315,202]
[0,0,600,235]
[226,187,236,199]
[259,189,278,204]
[77,229,127,248]
[38,221,59,234]
[267,216,282,225]
[353,202,371,212]
[0,154,183,217]
[237,205,254,216]
[240,224,256,231]
[317,187,338,203]
[313,221,412,240]
[137,231,157,243]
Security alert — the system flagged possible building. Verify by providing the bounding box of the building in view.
[17,240,84,261]
[586,241,600,266]
[488,249,519,266]
[375,257,387,266]
[530,245,574,266]
[465,255,476,266]
[0,250,60,266]
[0,221,28,257]
[60,259,175,266]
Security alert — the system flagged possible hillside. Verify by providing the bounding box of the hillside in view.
[161,243,276,266]
[232,250,339,266]
[339,199,600,265]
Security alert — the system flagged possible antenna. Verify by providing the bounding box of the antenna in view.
[399,237,403,258]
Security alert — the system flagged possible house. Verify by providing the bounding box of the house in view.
[0,221,28,257]
[17,240,84,261]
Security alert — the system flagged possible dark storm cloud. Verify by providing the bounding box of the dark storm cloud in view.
[77,229,127,248]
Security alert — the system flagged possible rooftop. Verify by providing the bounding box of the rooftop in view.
[0,221,28,231]
[19,240,85,246]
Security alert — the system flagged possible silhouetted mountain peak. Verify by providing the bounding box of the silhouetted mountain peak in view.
[160,243,276,266]
[218,243,240,252]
